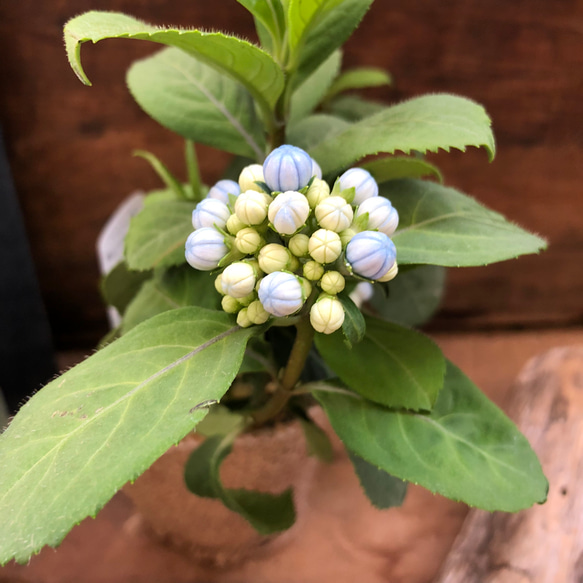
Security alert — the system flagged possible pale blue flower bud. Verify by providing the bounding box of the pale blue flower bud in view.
[258,271,305,317]
[338,168,378,206]
[207,179,241,204]
[185,227,228,271]
[349,282,374,308]
[192,198,231,230]
[263,145,314,192]
[268,191,310,235]
[345,231,396,280]
[355,197,399,236]
[312,159,323,180]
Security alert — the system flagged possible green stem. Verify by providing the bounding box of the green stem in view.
[251,317,315,425]
[185,140,202,201]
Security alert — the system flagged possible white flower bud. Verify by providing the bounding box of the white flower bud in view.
[268,191,310,235]
[349,282,374,308]
[345,231,396,280]
[258,271,306,317]
[258,243,292,273]
[355,197,399,236]
[234,227,263,255]
[237,307,253,328]
[221,295,241,314]
[208,179,241,204]
[377,262,399,282]
[306,178,330,208]
[310,295,345,334]
[226,214,246,235]
[192,198,231,230]
[221,262,257,298]
[303,260,324,281]
[247,300,270,325]
[312,159,323,180]
[308,229,342,264]
[238,164,265,193]
[320,271,345,295]
[263,145,314,192]
[339,168,378,205]
[315,196,354,232]
[288,233,310,257]
[235,190,269,225]
[185,228,228,271]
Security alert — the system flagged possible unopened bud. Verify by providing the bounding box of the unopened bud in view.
[221,295,241,314]
[338,168,378,206]
[238,164,265,193]
[221,262,257,298]
[309,229,342,264]
[315,196,354,232]
[238,291,256,307]
[226,214,246,235]
[339,228,357,247]
[288,233,310,257]
[237,308,253,328]
[349,281,374,308]
[235,190,269,225]
[263,145,314,192]
[247,300,270,324]
[346,231,396,280]
[306,178,330,208]
[377,262,399,282]
[355,197,399,236]
[185,228,228,271]
[258,271,306,317]
[303,260,325,281]
[234,227,263,255]
[268,191,310,235]
[214,274,225,295]
[320,271,345,295]
[192,198,231,230]
[258,243,292,273]
[312,159,323,180]
[208,179,241,204]
[310,295,345,334]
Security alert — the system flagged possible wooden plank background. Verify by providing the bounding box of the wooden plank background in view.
[0,0,581,348]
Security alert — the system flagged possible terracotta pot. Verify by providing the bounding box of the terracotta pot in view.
[124,419,312,567]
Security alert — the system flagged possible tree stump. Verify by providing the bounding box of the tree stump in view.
[435,346,583,582]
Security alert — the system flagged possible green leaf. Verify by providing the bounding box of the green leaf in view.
[0,307,256,564]
[292,0,375,88]
[315,316,445,411]
[236,0,286,56]
[317,361,549,511]
[348,452,407,509]
[327,95,386,121]
[290,50,342,123]
[64,11,284,118]
[124,199,194,271]
[368,265,446,327]
[121,266,220,334]
[325,67,391,102]
[361,157,443,184]
[337,293,365,347]
[133,149,186,199]
[184,434,295,534]
[387,179,547,266]
[300,418,334,463]
[308,94,496,175]
[287,114,349,151]
[128,49,266,160]
[100,261,152,314]
[195,405,245,437]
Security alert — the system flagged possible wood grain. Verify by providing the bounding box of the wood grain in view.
[0,0,581,347]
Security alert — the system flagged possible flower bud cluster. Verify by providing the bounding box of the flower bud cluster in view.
[184,145,400,335]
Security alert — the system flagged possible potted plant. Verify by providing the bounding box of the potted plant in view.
[0,0,548,570]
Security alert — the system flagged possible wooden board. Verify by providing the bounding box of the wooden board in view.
[0,0,581,346]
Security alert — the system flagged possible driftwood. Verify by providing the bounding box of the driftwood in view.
[435,346,583,583]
